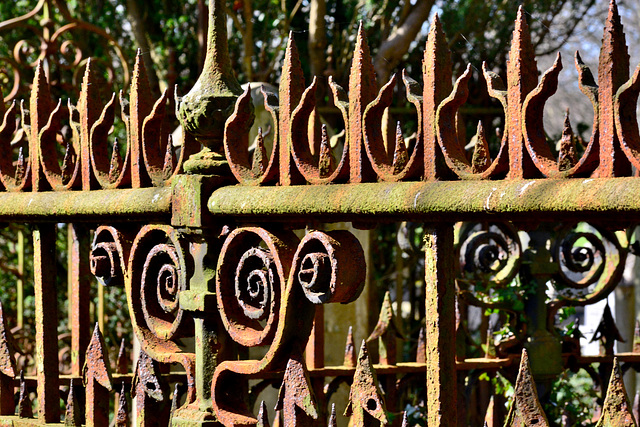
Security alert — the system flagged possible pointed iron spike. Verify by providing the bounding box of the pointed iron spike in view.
[348,19,377,183]
[85,322,113,391]
[345,340,388,424]
[558,110,577,171]
[162,135,174,179]
[168,383,180,426]
[116,338,128,374]
[252,126,267,176]
[273,410,283,427]
[65,379,83,426]
[511,4,536,72]
[116,382,129,427]
[504,2,538,180]
[0,301,16,378]
[416,325,426,364]
[591,303,624,356]
[18,370,32,418]
[344,325,356,368]
[318,124,333,178]
[423,8,453,180]
[134,350,165,402]
[109,138,123,182]
[278,31,305,185]
[633,320,640,353]
[484,395,495,427]
[327,403,337,427]
[592,0,631,178]
[61,141,75,183]
[274,355,318,425]
[574,50,598,88]
[257,400,270,427]
[597,358,635,426]
[366,290,403,365]
[367,291,404,342]
[471,120,491,174]
[504,349,549,426]
[392,121,409,174]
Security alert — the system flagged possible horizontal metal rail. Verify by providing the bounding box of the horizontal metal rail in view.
[0,187,171,222]
[208,177,640,223]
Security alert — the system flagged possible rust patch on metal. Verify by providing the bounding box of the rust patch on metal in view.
[345,340,388,426]
[344,325,356,368]
[504,349,549,427]
[597,358,636,426]
[83,323,113,425]
[64,379,83,426]
[422,14,452,180]
[274,355,318,426]
[133,350,169,425]
[257,401,270,427]
[116,382,130,427]
[366,291,403,365]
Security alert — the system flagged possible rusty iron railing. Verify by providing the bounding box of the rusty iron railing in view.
[0,0,639,425]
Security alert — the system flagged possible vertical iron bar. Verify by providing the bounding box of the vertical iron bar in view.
[69,224,91,377]
[424,225,456,427]
[17,229,24,329]
[33,224,60,422]
[97,284,105,334]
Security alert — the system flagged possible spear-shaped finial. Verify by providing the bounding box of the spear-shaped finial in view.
[344,325,356,368]
[252,127,267,176]
[471,121,491,173]
[557,110,577,171]
[366,291,404,365]
[64,379,83,426]
[596,358,635,426]
[178,0,250,173]
[115,382,129,427]
[392,121,408,174]
[257,400,270,427]
[318,124,334,178]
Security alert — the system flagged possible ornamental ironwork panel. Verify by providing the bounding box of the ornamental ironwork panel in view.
[0,0,639,426]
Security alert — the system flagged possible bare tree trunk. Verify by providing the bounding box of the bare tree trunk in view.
[242,0,254,81]
[308,0,327,101]
[373,0,435,84]
[125,0,161,94]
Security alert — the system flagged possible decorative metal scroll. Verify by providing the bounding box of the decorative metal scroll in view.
[0,0,129,102]
[0,0,640,426]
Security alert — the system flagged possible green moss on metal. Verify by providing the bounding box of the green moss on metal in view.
[207,178,640,223]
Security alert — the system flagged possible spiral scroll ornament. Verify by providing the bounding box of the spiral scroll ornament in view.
[90,226,131,288]
[216,228,298,348]
[292,230,366,304]
[212,227,367,425]
[458,222,522,288]
[551,223,625,305]
[128,225,192,342]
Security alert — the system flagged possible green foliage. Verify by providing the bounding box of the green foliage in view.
[543,368,598,426]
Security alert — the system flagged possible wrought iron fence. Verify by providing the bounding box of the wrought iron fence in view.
[0,0,639,426]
